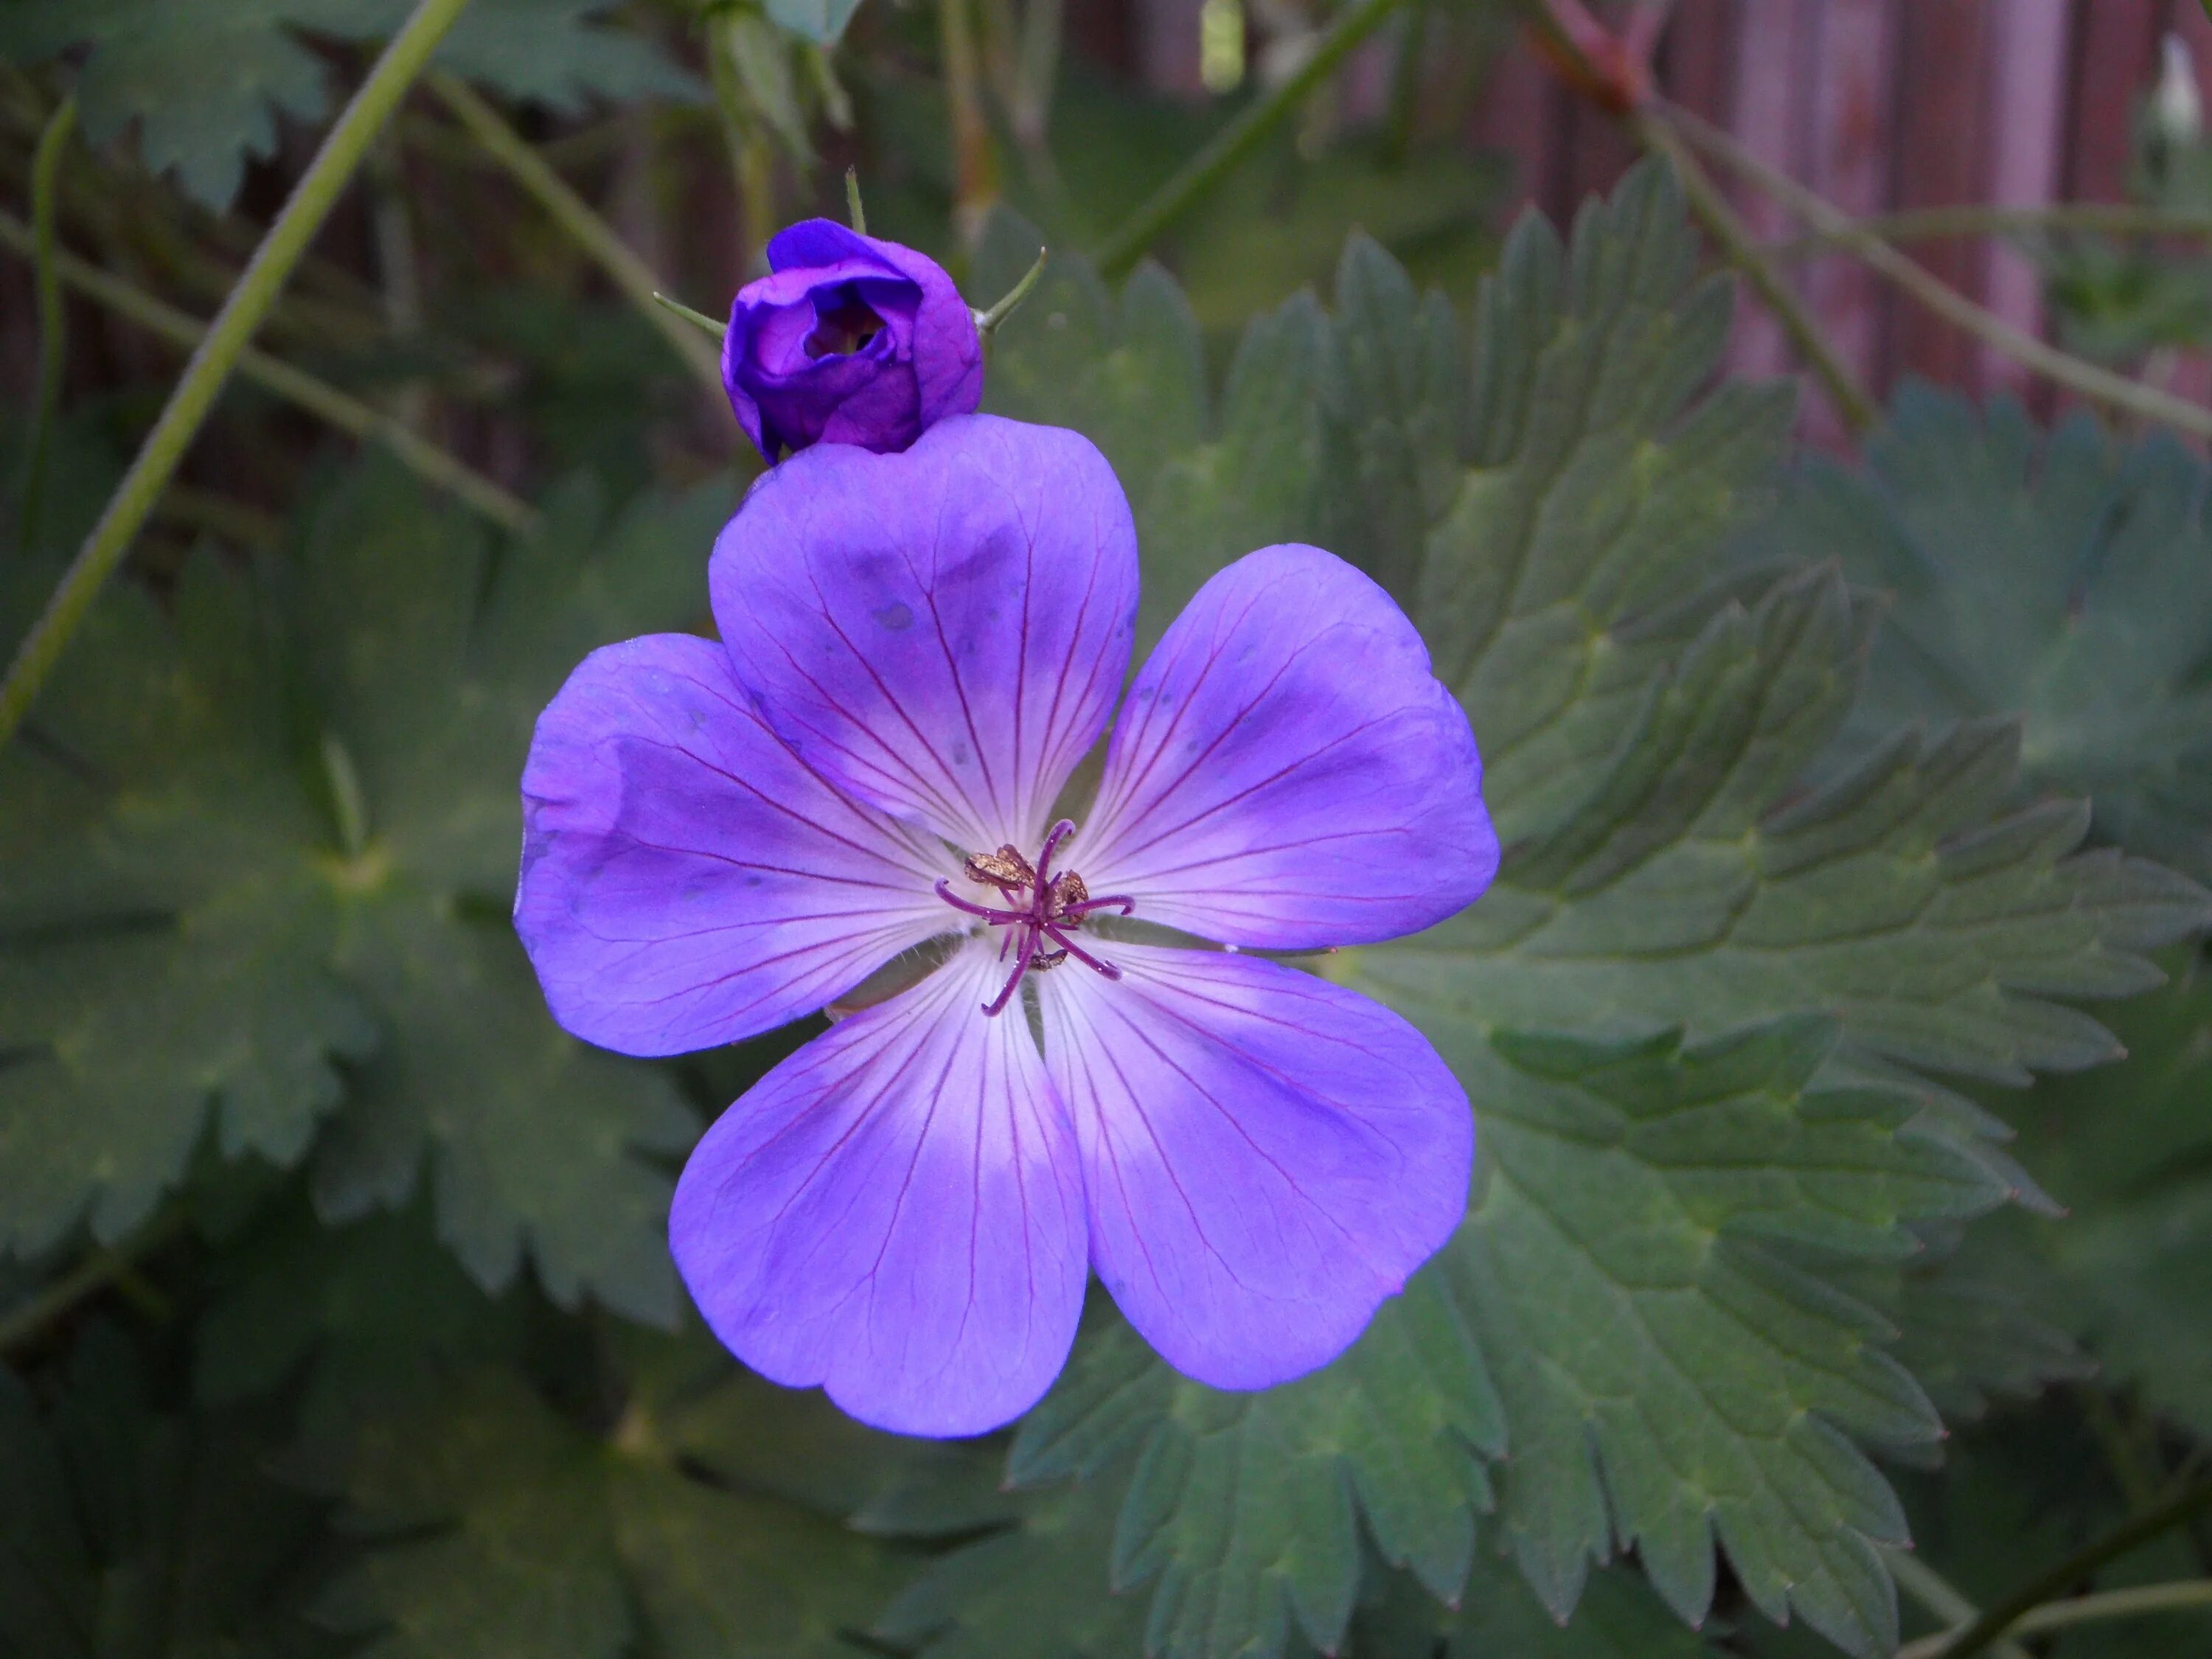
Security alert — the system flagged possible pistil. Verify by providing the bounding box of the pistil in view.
[933,818,1133,1015]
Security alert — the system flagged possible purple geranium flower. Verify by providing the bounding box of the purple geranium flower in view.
[723,219,982,462]
[516,414,1499,1436]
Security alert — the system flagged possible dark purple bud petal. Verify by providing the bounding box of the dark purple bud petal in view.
[721,219,983,462]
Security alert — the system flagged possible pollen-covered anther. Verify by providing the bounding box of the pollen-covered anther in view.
[934,819,1134,1015]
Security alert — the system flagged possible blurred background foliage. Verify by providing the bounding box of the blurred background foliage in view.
[4,4,2212,1659]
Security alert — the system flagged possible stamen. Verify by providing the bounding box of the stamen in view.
[981,928,1037,1017]
[1060,893,1135,920]
[934,878,1026,925]
[1040,928,1122,979]
[931,822,1130,1015]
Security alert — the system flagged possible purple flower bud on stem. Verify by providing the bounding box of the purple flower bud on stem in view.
[722,220,983,462]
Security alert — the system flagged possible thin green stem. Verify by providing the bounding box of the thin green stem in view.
[425,70,724,399]
[0,209,538,536]
[1630,111,1877,431]
[1919,1477,2212,1659]
[1896,1580,2212,1659]
[1771,202,2212,257]
[653,292,728,339]
[975,246,1048,333]
[18,94,77,545]
[2009,1579,2212,1635]
[1660,99,2212,443]
[0,0,478,755]
[846,164,868,235]
[1094,0,1411,279]
[0,1212,189,1357]
[1880,1549,2034,1659]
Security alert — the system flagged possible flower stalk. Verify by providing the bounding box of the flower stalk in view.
[427,70,725,399]
[1093,0,1412,278]
[18,93,77,545]
[0,0,479,755]
[0,209,540,536]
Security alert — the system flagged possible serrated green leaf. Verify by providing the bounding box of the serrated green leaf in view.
[1436,1020,2004,1656]
[1354,1556,1724,1659]
[292,463,732,1321]
[1734,387,2212,883]
[1349,567,2207,1093]
[977,216,1286,652]
[316,1346,909,1659]
[4,459,739,1321]
[0,1325,334,1659]
[1005,1018,2004,1659]
[970,161,2211,1659]
[0,0,700,209]
[873,1464,1145,1659]
[1007,1281,1500,1655]
[1416,166,1795,842]
[0,559,376,1256]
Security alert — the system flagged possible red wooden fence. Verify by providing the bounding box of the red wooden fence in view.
[1110,0,2211,434]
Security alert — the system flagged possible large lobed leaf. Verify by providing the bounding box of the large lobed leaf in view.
[1733,386,2212,883]
[0,459,740,1323]
[0,0,702,209]
[950,161,2211,1659]
[310,1330,967,1659]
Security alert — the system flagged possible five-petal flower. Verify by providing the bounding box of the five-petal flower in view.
[516,414,1500,1436]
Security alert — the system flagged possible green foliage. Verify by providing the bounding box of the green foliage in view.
[311,1334,928,1659]
[1,461,740,1321]
[961,161,2211,1659]
[0,0,701,209]
[1991,949,2212,1439]
[7,46,2212,1659]
[1737,388,2212,883]
[0,1325,333,1659]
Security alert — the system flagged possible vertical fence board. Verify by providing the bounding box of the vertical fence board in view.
[1980,0,2073,395]
[1803,0,1899,439]
[1725,0,1816,383]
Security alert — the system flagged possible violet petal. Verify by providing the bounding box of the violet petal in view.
[1034,942,1472,1391]
[712,414,1138,853]
[671,941,1087,1437]
[1077,544,1498,949]
[516,633,947,1057]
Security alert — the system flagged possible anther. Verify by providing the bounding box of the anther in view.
[931,822,1135,1014]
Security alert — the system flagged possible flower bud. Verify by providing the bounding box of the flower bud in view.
[723,220,983,462]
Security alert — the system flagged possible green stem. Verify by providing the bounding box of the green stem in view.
[1094,0,1412,278]
[0,1212,190,1357]
[0,0,477,755]
[975,246,1048,333]
[1881,1549,2034,1659]
[1771,202,2212,256]
[1630,111,1877,432]
[1896,1580,2212,1659]
[425,71,725,399]
[1921,1477,2212,1659]
[18,94,77,546]
[2009,1579,2212,1635]
[1661,99,2212,443]
[0,209,538,537]
[653,292,728,338]
[846,164,868,235]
